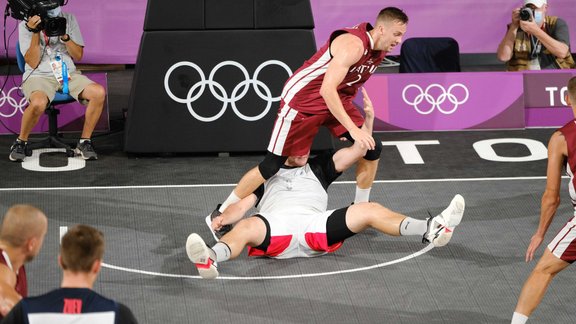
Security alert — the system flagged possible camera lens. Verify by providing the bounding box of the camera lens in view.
[520,8,532,21]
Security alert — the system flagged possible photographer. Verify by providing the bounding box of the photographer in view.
[496,0,574,71]
[9,1,106,162]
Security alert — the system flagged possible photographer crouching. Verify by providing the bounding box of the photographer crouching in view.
[496,0,574,71]
[9,0,105,162]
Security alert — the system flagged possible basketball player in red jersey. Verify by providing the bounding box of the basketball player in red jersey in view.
[0,205,47,318]
[512,77,576,324]
[209,8,409,236]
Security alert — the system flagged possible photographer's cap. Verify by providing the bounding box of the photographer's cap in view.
[524,0,547,8]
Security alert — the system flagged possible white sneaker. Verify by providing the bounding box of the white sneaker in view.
[423,194,465,247]
[186,233,219,279]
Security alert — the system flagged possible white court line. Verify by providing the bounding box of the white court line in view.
[101,244,434,280]
[44,176,551,280]
[0,175,565,192]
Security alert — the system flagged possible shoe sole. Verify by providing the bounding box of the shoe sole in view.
[434,194,465,247]
[186,233,218,279]
[9,155,24,162]
[205,215,219,242]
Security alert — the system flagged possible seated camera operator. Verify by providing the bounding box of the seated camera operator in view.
[496,0,574,71]
[9,2,106,162]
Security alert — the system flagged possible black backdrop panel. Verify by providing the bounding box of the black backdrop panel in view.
[143,0,204,31]
[205,0,254,29]
[254,0,314,29]
[125,30,333,153]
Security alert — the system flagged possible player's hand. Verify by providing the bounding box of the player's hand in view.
[350,127,375,150]
[525,233,544,262]
[26,15,42,30]
[211,215,224,231]
[361,87,374,120]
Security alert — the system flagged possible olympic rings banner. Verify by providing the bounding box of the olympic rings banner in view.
[359,72,525,131]
[125,29,334,153]
[0,74,109,135]
[356,70,576,131]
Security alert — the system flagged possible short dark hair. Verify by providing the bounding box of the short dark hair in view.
[60,225,104,272]
[377,7,409,24]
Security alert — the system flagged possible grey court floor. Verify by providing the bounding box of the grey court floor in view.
[0,128,575,323]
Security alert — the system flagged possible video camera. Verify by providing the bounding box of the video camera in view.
[519,6,534,21]
[6,0,67,36]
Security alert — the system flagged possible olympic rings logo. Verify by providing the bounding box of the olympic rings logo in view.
[402,83,469,115]
[164,60,292,122]
[0,87,27,118]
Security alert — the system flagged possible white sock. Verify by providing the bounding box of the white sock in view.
[79,138,91,144]
[511,312,528,324]
[354,187,371,204]
[219,191,241,212]
[399,217,428,236]
[211,242,231,262]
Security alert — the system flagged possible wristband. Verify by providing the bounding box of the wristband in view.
[25,24,40,33]
[60,34,70,42]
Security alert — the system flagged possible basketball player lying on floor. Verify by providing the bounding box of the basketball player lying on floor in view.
[185,89,465,279]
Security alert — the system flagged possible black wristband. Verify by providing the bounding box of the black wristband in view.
[60,34,70,42]
[25,24,40,33]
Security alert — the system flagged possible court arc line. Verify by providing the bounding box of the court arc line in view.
[101,244,434,280]
[0,175,565,192]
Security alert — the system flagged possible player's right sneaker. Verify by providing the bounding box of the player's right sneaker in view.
[423,194,465,247]
[186,233,219,279]
[204,204,232,241]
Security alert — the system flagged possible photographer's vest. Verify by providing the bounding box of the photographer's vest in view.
[507,16,575,71]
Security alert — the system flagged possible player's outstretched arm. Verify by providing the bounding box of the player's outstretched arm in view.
[211,194,258,231]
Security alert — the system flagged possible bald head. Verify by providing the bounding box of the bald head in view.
[0,205,48,248]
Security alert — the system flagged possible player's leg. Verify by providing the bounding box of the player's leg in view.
[341,202,424,237]
[329,195,465,247]
[354,149,381,204]
[334,113,382,204]
[513,217,576,323]
[186,216,267,279]
[513,249,570,323]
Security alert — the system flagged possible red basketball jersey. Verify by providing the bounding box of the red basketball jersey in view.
[280,22,385,114]
[559,119,576,207]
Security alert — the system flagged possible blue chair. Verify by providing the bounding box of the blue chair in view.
[16,42,76,156]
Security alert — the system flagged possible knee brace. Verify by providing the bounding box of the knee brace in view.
[258,153,287,180]
[363,139,382,161]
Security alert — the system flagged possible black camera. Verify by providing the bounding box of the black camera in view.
[519,7,534,21]
[7,0,67,36]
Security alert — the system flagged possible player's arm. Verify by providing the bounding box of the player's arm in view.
[320,34,375,150]
[525,131,566,262]
[211,194,258,230]
[359,87,374,135]
[0,265,21,316]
